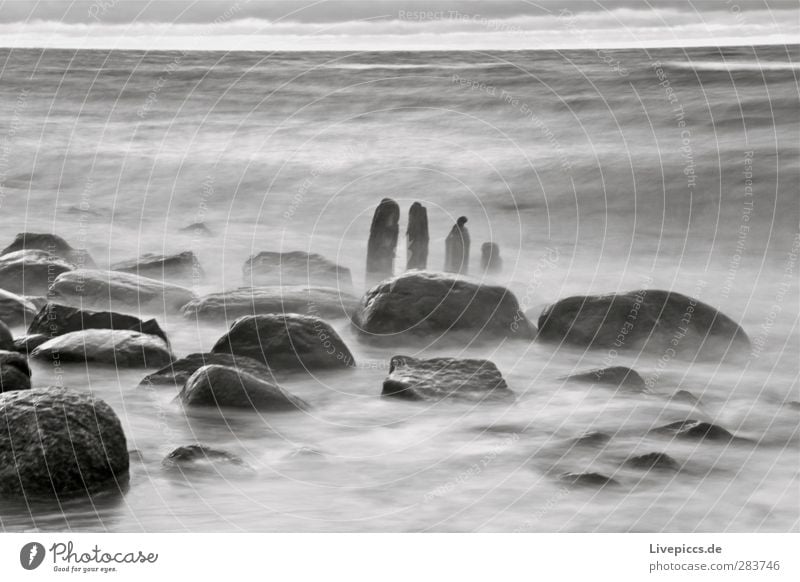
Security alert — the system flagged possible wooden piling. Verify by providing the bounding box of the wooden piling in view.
[481,242,502,274]
[366,198,400,285]
[406,202,429,271]
[444,216,470,274]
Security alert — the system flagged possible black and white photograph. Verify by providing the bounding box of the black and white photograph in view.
[0,0,797,578]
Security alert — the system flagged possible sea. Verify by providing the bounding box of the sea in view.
[0,44,797,532]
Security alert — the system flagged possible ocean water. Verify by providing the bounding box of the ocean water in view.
[0,45,797,532]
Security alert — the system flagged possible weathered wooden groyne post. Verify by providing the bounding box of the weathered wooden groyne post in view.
[481,242,502,274]
[406,202,429,271]
[366,198,400,286]
[444,216,470,274]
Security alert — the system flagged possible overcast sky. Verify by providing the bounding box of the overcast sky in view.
[0,0,797,50]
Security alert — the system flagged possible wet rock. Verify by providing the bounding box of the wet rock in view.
[537,289,750,358]
[352,271,536,343]
[625,452,680,471]
[572,431,612,447]
[284,446,327,460]
[565,366,646,391]
[179,222,213,237]
[49,269,195,313]
[382,355,514,402]
[163,444,255,476]
[31,329,173,368]
[12,334,50,354]
[652,419,735,442]
[27,303,169,344]
[671,390,701,406]
[0,321,13,351]
[787,401,800,410]
[0,387,129,498]
[212,314,355,371]
[243,251,352,289]
[0,249,75,295]
[179,365,308,411]
[559,472,619,488]
[0,288,39,327]
[112,251,203,283]
[140,352,273,387]
[182,286,358,322]
[1,232,96,269]
[0,350,31,393]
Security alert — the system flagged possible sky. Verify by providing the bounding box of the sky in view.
[0,0,797,51]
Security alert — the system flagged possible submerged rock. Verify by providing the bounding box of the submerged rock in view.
[559,472,619,488]
[625,452,680,471]
[27,303,169,344]
[112,251,203,283]
[352,271,536,343]
[565,366,646,391]
[212,314,355,371]
[652,419,736,442]
[382,355,514,402]
[671,390,701,406]
[0,387,129,498]
[0,288,39,327]
[0,321,13,351]
[571,431,612,447]
[537,289,750,358]
[0,350,31,393]
[0,232,96,269]
[179,222,213,237]
[179,365,308,411]
[0,249,75,295]
[12,334,50,354]
[243,251,352,289]
[31,329,173,368]
[182,286,358,321]
[140,352,273,387]
[49,269,195,313]
[163,444,255,477]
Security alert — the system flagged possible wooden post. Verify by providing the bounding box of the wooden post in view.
[444,216,470,274]
[406,202,429,271]
[366,198,400,285]
[481,242,502,274]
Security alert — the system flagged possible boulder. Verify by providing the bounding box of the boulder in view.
[537,289,750,358]
[49,269,195,313]
[382,355,514,402]
[31,329,173,368]
[140,352,273,387]
[0,250,75,295]
[243,251,352,289]
[1,232,96,268]
[111,251,203,283]
[572,431,612,447]
[624,452,680,471]
[179,222,213,237]
[0,387,129,498]
[163,444,255,476]
[179,365,308,411]
[27,303,168,344]
[182,286,359,322]
[212,314,355,371]
[12,334,50,354]
[352,271,536,343]
[559,472,619,488]
[0,321,13,351]
[0,350,31,393]
[0,288,38,327]
[565,366,646,391]
[651,419,736,442]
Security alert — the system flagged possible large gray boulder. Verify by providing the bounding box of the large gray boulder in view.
[31,329,173,368]
[382,355,514,402]
[182,286,358,322]
[140,352,273,387]
[27,303,168,344]
[537,289,750,358]
[243,251,352,289]
[352,271,536,343]
[49,269,195,313]
[0,387,129,498]
[1,232,96,269]
[112,250,203,283]
[0,289,38,327]
[179,365,308,411]
[0,249,75,295]
[212,314,355,371]
[0,350,31,393]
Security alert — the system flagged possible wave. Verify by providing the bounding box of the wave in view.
[664,60,800,72]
